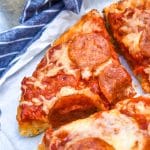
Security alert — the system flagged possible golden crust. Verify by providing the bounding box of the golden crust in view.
[38,144,46,150]
[18,121,49,137]
[17,107,49,136]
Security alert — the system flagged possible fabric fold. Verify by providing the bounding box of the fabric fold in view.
[0,0,82,81]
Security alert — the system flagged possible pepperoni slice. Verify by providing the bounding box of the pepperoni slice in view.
[98,62,132,103]
[49,94,101,128]
[69,33,111,69]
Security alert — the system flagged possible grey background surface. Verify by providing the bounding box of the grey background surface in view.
[0,0,24,32]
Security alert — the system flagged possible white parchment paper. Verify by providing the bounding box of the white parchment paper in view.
[0,0,144,150]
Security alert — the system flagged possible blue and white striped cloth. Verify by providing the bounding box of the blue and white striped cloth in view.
[0,0,82,80]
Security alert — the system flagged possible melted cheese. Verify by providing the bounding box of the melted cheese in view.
[46,45,78,77]
[25,76,46,90]
[20,101,33,106]
[57,86,100,101]
[105,0,147,15]
[120,9,146,56]
[81,67,92,80]
[94,58,112,76]
[82,21,102,33]
[40,96,58,114]
[34,80,46,90]
[122,32,142,55]
[20,86,100,114]
[116,98,150,117]
[50,110,147,150]
[135,101,150,115]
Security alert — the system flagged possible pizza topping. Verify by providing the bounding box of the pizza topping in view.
[38,45,79,78]
[122,32,142,56]
[81,67,92,80]
[22,73,79,101]
[20,101,33,106]
[82,20,102,33]
[49,94,101,128]
[94,58,113,76]
[98,63,133,103]
[69,33,110,69]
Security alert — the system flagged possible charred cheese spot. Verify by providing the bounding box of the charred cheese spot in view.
[69,33,110,70]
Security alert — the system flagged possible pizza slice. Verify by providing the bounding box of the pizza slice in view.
[17,10,135,137]
[104,0,150,92]
[115,96,150,131]
[38,96,150,150]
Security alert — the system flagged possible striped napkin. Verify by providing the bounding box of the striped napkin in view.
[0,0,82,83]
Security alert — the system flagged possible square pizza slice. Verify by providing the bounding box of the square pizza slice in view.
[104,0,150,92]
[38,96,150,150]
[17,10,135,136]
